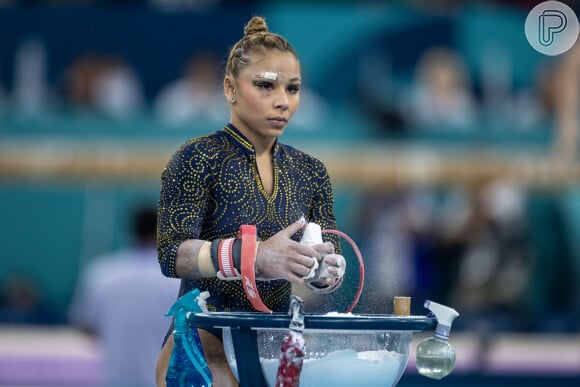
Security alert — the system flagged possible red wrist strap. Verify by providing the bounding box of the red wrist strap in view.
[239,225,271,313]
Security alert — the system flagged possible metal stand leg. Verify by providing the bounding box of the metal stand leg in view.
[230,326,269,387]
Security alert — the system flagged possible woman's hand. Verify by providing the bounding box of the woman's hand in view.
[312,251,346,284]
[255,219,321,284]
[307,242,346,289]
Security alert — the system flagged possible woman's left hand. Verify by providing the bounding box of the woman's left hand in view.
[307,243,346,287]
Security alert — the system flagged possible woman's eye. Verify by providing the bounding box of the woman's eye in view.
[287,84,300,94]
[254,81,274,90]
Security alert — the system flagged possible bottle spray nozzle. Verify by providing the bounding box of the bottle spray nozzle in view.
[165,289,210,329]
[424,300,459,339]
[288,295,305,332]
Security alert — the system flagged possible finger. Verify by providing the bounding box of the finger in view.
[312,242,334,255]
[319,278,334,286]
[318,265,337,278]
[304,257,319,280]
[289,262,314,279]
[319,255,346,278]
[323,254,345,266]
[321,254,339,266]
[277,217,307,238]
[333,255,346,277]
[295,243,319,260]
[296,255,317,269]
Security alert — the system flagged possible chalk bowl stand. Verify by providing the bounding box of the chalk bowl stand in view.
[189,312,438,387]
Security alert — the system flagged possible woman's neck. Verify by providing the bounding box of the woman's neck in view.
[230,121,276,156]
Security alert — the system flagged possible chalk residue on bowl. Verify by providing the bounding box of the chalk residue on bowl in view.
[261,349,403,387]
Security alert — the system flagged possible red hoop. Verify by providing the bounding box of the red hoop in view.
[322,229,365,313]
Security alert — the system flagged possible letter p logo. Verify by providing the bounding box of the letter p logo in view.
[539,9,567,46]
[526,1,579,56]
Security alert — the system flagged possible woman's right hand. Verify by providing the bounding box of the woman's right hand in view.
[254,218,321,284]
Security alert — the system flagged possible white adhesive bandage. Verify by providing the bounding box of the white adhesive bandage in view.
[260,71,278,80]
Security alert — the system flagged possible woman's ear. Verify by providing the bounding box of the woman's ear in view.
[224,76,235,100]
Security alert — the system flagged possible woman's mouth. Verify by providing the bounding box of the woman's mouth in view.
[268,117,288,128]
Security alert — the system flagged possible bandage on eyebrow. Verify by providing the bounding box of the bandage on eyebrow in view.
[259,71,278,80]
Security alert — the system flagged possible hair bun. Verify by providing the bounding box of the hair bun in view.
[244,16,268,36]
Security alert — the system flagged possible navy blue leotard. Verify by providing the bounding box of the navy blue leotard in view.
[157,123,339,314]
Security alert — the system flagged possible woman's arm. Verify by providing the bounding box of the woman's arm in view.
[157,142,211,278]
[175,240,215,278]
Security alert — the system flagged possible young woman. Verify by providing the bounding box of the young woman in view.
[155,16,346,387]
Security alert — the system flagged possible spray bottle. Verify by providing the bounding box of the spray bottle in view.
[415,300,459,380]
[165,289,212,387]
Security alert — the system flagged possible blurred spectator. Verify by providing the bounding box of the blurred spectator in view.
[446,180,533,331]
[520,42,580,331]
[502,60,554,131]
[153,50,226,126]
[62,53,145,120]
[358,180,533,329]
[355,178,534,327]
[12,37,53,118]
[356,50,406,132]
[68,206,180,387]
[550,41,580,162]
[0,272,56,324]
[561,187,580,329]
[555,43,580,327]
[479,42,558,131]
[406,185,471,311]
[400,46,479,130]
[479,43,514,128]
[353,185,463,314]
[353,187,420,314]
[526,190,577,332]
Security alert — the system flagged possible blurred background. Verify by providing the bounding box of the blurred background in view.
[0,0,579,386]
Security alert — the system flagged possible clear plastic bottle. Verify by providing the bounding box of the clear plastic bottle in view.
[415,300,459,380]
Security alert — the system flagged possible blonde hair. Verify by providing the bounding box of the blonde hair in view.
[225,16,298,78]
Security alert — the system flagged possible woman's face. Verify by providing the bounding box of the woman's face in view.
[227,50,301,146]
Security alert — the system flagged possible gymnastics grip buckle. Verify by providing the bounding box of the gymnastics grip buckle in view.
[240,224,272,313]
